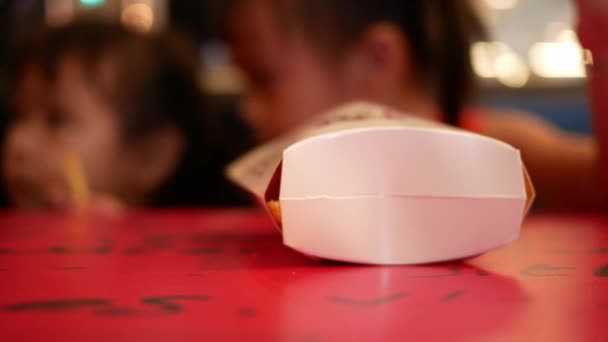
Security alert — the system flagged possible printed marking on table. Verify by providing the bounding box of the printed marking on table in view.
[6,299,112,312]
[141,295,213,312]
[327,292,408,308]
[520,264,576,277]
[440,290,465,303]
[594,264,608,277]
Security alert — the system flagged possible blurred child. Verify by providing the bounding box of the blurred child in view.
[3,19,250,210]
[229,0,606,209]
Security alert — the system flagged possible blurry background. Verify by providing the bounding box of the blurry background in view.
[0,0,591,134]
[473,0,590,134]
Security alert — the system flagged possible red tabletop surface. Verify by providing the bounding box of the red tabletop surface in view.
[0,209,607,341]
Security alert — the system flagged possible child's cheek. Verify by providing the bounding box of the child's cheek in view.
[77,146,118,195]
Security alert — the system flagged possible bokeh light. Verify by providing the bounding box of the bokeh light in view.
[80,0,104,8]
[471,41,529,87]
[121,3,154,33]
[529,29,586,78]
[483,0,519,10]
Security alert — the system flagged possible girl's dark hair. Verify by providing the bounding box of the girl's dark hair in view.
[264,0,485,125]
[9,18,251,206]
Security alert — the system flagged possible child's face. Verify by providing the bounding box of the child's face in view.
[231,0,349,142]
[3,57,139,208]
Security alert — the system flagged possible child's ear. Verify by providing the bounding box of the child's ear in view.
[128,127,185,199]
[341,23,412,101]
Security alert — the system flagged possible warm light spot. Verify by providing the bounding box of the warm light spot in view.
[121,3,154,33]
[495,53,530,88]
[484,0,518,10]
[529,41,586,78]
[471,41,529,87]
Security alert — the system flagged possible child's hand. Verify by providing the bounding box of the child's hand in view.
[83,193,125,217]
[575,0,608,57]
[42,149,125,217]
[47,185,125,217]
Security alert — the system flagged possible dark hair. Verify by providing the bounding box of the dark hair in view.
[249,0,485,126]
[9,19,251,206]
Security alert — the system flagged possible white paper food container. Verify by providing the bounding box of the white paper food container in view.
[227,102,534,265]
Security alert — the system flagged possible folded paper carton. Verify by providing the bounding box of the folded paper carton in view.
[227,102,534,265]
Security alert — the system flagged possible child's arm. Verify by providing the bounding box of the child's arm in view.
[474,0,608,210]
[482,112,600,209]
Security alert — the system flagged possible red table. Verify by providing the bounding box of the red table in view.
[0,210,607,341]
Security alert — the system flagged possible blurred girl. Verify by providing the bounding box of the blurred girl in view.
[229,0,606,209]
[4,19,250,209]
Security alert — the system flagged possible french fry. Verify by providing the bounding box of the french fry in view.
[267,200,282,226]
[63,151,89,209]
